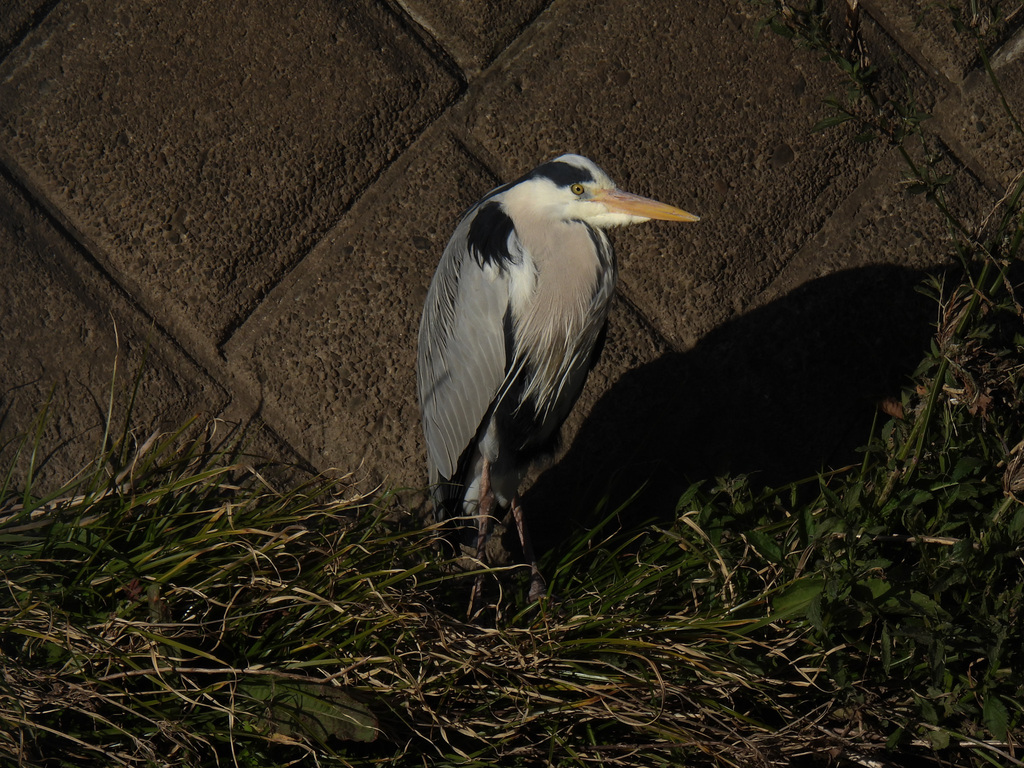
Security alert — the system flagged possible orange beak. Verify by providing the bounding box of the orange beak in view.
[595,188,700,222]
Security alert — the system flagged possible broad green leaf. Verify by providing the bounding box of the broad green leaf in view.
[951,456,985,482]
[910,490,934,506]
[745,529,783,563]
[674,483,702,513]
[242,678,378,743]
[983,695,1009,741]
[924,728,949,750]
[885,726,904,750]
[863,578,891,600]
[772,578,825,618]
[908,591,943,617]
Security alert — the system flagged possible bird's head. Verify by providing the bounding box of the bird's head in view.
[506,153,699,229]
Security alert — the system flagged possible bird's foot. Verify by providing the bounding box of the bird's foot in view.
[527,566,547,603]
[511,495,550,604]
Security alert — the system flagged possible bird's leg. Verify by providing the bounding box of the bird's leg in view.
[467,458,494,618]
[511,495,547,602]
[473,458,494,562]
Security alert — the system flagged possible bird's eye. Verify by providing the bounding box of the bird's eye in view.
[570,183,585,196]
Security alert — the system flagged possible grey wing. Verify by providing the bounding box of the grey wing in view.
[417,213,512,484]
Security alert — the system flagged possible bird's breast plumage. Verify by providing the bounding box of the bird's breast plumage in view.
[500,212,616,434]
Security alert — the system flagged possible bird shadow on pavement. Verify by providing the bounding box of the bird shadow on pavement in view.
[520,262,943,555]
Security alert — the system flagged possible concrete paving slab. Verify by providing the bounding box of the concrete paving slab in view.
[0,0,459,362]
[0,176,226,494]
[862,0,1023,85]
[852,2,947,111]
[932,25,1024,191]
[455,0,886,350]
[0,0,48,53]
[397,0,548,74]
[757,147,992,303]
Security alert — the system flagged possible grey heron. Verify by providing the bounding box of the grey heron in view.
[417,154,698,605]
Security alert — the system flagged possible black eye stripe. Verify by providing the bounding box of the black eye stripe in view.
[524,161,596,188]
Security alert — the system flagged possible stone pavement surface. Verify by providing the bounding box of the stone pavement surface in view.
[1,1,1021,539]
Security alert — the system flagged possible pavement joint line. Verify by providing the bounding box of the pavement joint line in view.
[612,289,680,355]
[0,154,182,364]
[383,0,469,89]
[992,23,1024,68]
[0,149,270,436]
[0,0,61,63]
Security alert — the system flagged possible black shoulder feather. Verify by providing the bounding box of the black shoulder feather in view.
[467,202,516,268]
